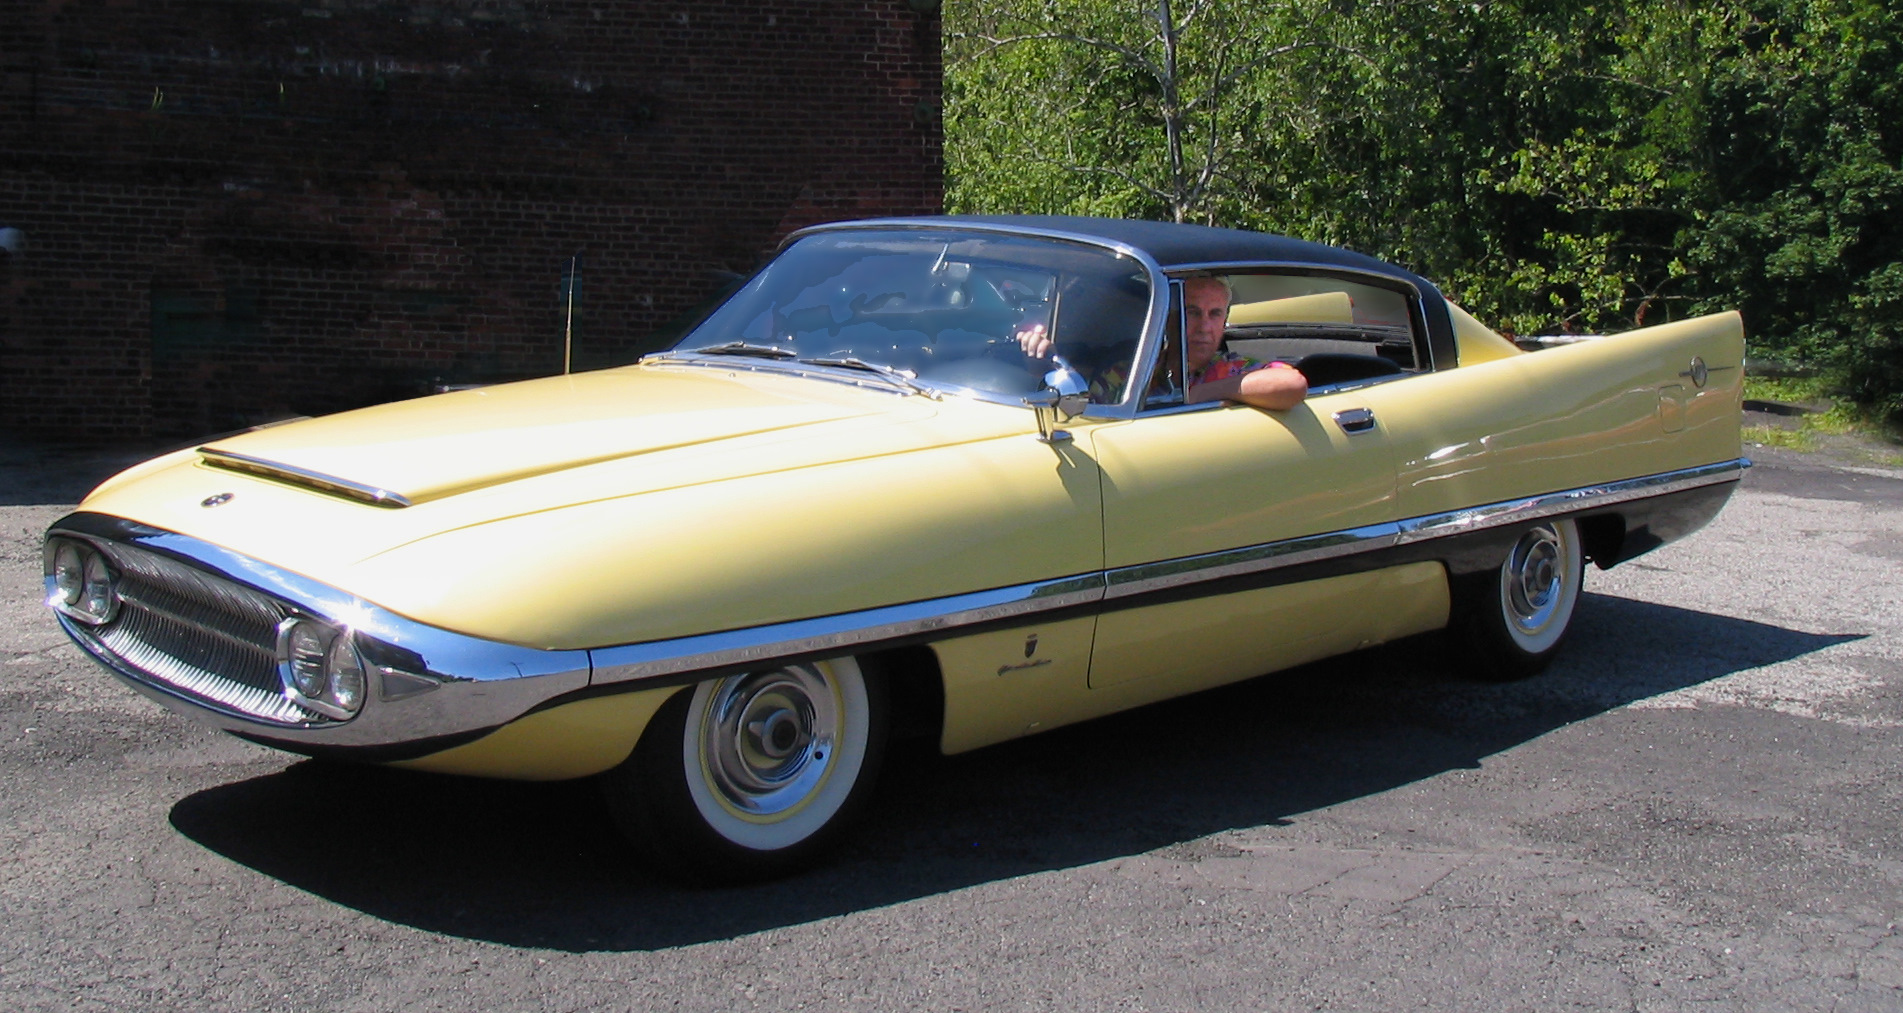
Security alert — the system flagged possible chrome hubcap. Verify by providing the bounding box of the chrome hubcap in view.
[1504,525,1567,634]
[700,666,837,817]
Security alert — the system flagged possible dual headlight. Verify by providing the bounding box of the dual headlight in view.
[47,539,120,625]
[277,618,367,720]
[48,536,368,723]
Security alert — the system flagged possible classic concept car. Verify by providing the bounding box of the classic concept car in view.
[47,216,1746,881]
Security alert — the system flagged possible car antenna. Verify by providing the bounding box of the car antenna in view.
[562,254,578,375]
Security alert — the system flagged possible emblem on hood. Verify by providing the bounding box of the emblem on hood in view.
[201,493,234,508]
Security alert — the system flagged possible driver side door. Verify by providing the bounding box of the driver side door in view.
[1082,282,1446,704]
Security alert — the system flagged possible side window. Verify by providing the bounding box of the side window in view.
[1133,269,1427,414]
[1222,273,1423,377]
[1143,280,1188,408]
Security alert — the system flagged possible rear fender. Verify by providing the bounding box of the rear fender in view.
[1362,311,1744,521]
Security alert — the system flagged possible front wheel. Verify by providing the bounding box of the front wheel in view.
[1453,518,1584,681]
[602,656,888,884]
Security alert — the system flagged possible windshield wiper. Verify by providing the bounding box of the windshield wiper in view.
[684,341,797,359]
[799,357,939,398]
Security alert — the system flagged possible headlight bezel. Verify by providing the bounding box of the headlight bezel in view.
[45,537,120,625]
[52,542,85,607]
[275,617,368,721]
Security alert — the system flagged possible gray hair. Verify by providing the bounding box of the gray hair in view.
[1184,274,1234,301]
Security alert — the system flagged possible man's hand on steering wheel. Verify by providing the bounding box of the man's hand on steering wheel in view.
[1016,322,1055,361]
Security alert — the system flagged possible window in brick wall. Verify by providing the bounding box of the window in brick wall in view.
[151,284,260,362]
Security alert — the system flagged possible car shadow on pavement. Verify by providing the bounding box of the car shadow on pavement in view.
[169,592,1861,952]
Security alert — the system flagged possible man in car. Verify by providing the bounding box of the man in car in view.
[1019,276,1307,410]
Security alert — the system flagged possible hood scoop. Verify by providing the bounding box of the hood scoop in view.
[199,448,413,508]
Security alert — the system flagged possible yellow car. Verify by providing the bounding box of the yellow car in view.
[45,216,1745,882]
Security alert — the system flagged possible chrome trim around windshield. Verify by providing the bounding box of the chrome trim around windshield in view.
[782,218,1173,420]
[46,515,588,747]
[198,448,413,508]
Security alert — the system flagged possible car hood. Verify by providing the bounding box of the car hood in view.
[80,362,1040,595]
[195,364,896,506]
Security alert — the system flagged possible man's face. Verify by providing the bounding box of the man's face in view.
[1183,277,1231,374]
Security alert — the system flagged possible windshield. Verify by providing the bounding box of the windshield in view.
[668,228,1154,403]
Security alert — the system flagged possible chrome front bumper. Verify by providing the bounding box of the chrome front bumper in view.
[47,514,589,757]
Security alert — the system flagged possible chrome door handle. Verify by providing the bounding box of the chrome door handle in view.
[1333,407,1377,434]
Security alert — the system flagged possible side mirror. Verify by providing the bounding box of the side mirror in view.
[1042,361,1088,401]
[1024,360,1088,443]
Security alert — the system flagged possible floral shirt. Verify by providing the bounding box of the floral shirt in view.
[1089,349,1293,404]
[1191,349,1294,387]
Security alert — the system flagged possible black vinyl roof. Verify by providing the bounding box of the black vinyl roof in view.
[850,214,1439,296]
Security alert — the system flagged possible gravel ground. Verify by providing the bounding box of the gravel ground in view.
[1,434,1899,1012]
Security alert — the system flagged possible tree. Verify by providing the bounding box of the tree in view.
[947,0,1342,223]
[947,0,1903,424]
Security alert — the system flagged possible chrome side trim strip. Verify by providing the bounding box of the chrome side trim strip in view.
[593,458,1747,683]
[198,448,413,508]
[589,574,1106,686]
[1394,459,1747,545]
[1103,523,1400,600]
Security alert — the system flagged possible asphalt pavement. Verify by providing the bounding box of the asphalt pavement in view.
[1,436,1899,1012]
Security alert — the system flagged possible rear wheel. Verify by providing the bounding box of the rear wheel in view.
[1455,518,1584,681]
[602,656,888,884]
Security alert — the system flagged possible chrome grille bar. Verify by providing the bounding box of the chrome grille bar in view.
[115,574,279,672]
[111,578,280,692]
[96,620,307,723]
[65,539,319,725]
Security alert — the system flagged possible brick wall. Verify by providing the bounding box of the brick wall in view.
[0,0,943,439]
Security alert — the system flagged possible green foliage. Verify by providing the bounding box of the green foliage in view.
[946,0,1339,222]
[946,0,1903,424]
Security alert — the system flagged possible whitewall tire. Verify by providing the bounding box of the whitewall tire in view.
[1456,518,1584,680]
[603,656,888,884]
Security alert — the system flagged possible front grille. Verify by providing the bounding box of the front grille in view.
[74,541,318,725]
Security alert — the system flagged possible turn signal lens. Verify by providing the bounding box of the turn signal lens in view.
[324,635,366,714]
